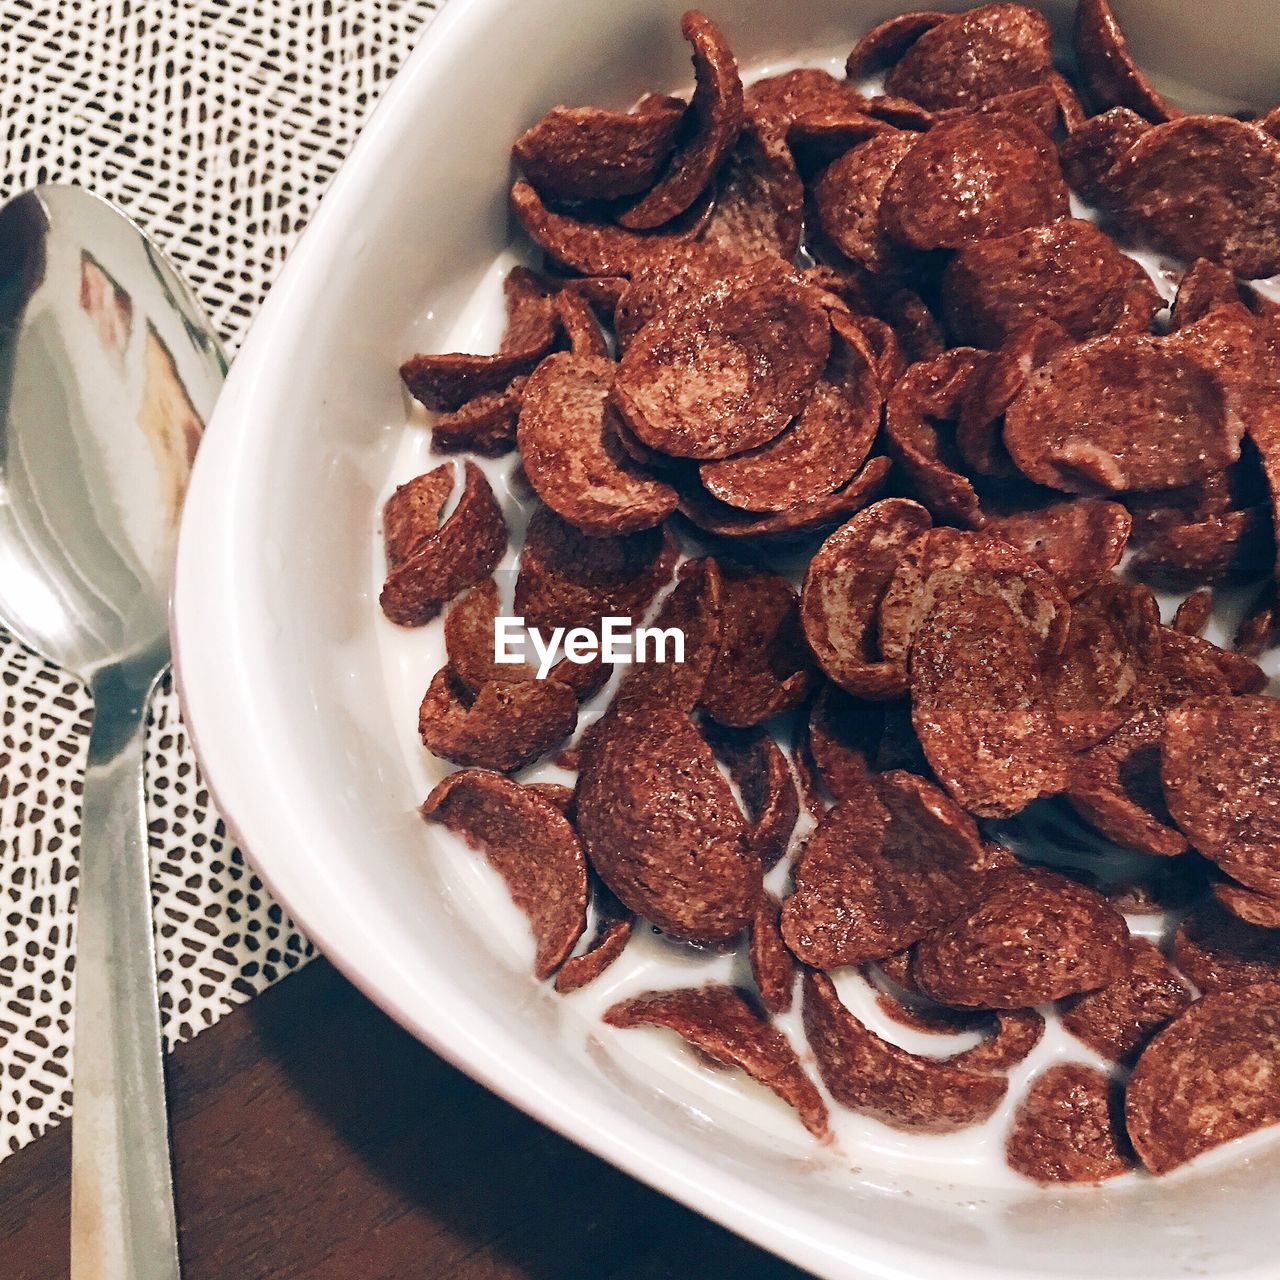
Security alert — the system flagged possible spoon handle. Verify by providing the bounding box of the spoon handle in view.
[71,662,181,1280]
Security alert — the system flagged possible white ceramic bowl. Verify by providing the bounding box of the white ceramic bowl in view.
[172,3,1280,1277]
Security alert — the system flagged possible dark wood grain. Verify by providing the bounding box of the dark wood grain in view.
[0,961,808,1279]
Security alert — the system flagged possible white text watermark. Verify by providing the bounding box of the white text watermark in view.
[494,615,685,679]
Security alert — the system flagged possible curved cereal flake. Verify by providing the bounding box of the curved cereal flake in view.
[984,499,1132,600]
[613,555,722,714]
[859,94,936,131]
[803,972,1007,1133]
[603,985,829,1138]
[1003,333,1244,494]
[910,586,1071,817]
[942,218,1161,349]
[1105,117,1280,279]
[517,352,677,536]
[845,10,947,79]
[956,319,1073,478]
[805,685,875,803]
[878,527,1071,669]
[1213,879,1280,930]
[1131,507,1274,589]
[1173,902,1280,994]
[1059,938,1194,1065]
[705,723,800,869]
[749,893,797,1014]
[555,918,633,994]
[698,311,882,513]
[844,313,908,391]
[1175,629,1267,701]
[1067,629,1239,855]
[418,669,578,774]
[812,132,918,277]
[1047,71,1088,132]
[1236,582,1279,658]
[1172,588,1213,637]
[931,81,1064,136]
[1168,298,1279,433]
[612,243,794,352]
[1007,1064,1134,1184]
[1171,257,1245,330]
[678,455,892,540]
[873,987,990,1035]
[802,499,933,700]
[380,463,508,627]
[703,106,805,262]
[525,782,575,815]
[883,5,1054,112]
[613,276,830,460]
[881,113,1069,250]
[781,789,895,967]
[944,1009,1044,1074]
[510,180,705,278]
[801,261,877,316]
[1123,470,1237,546]
[700,566,815,727]
[422,769,588,977]
[553,290,610,358]
[884,349,989,528]
[747,68,853,129]
[1057,106,1149,206]
[1126,982,1280,1174]
[562,274,630,313]
[432,379,525,456]
[808,689,926,798]
[618,12,744,230]
[401,268,557,412]
[444,580,608,703]
[1163,696,1280,897]
[1044,579,1161,751]
[554,884,634,994]
[782,771,992,968]
[382,466,454,569]
[912,867,1130,1008]
[514,506,676,632]
[1072,0,1181,123]
[880,289,947,365]
[576,704,759,943]
[512,99,684,201]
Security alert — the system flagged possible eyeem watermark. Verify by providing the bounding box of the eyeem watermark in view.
[495,615,684,679]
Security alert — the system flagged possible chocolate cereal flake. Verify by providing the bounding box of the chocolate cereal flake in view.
[380,463,508,627]
[423,769,588,978]
[1059,938,1194,1064]
[604,985,829,1137]
[576,704,759,943]
[803,972,1007,1133]
[1126,982,1280,1174]
[1007,1063,1134,1183]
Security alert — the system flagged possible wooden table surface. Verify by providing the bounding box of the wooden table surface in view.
[0,960,809,1280]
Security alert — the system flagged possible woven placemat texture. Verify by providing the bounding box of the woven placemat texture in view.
[0,0,442,1158]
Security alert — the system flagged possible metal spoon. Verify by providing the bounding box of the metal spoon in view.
[0,185,225,1279]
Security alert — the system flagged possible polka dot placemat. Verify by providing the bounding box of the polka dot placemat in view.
[0,0,442,1159]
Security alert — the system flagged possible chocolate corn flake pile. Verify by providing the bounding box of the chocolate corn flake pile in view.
[382,1,1280,1184]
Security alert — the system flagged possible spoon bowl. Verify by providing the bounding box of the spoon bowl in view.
[0,186,223,677]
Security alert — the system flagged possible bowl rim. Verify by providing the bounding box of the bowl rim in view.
[169,4,1275,1279]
